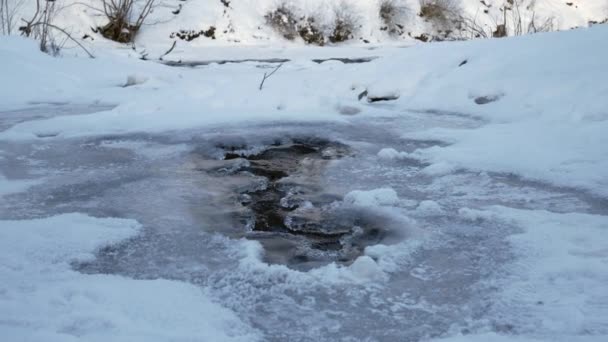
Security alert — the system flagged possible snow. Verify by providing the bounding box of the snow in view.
[0,214,260,342]
[349,255,385,280]
[1,7,608,342]
[8,0,608,55]
[432,332,603,342]
[377,147,410,160]
[489,206,608,337]
[344,188,401,207]
[0,174,41,197]
[2,26,605,196]
[415,200,444,216]
[442,206,608,341]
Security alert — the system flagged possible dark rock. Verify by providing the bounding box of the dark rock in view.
[170,26,216,42]
[367,94,400,103]
[414,33,430,42]
[195,137,394,268]
[474,94,503,105]
[358,90,368,101]
[493,24,507,38]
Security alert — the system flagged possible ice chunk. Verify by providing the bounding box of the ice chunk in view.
[416,200,444,216]
[377,148,410,160]
[124,74,149,87]
[344,188,399,207]
[349,256,384,280]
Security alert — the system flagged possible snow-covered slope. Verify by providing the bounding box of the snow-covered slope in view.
[8,0,608,55]
[2,24,606,195]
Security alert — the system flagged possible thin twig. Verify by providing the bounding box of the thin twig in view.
[259,63,284,90]
[28,22,95,58]
[159,40,176,60]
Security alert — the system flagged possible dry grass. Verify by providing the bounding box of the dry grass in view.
[379,0,410,36]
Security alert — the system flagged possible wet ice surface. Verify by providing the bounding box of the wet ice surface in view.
[0,102,114,132]
[1,108,606,341]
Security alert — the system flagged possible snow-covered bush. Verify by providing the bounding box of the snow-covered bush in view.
[328,3,359,43]
[419,0,459,20]
[265,3,325,45]
[418,0,462,40]
[264,3,299,40]
[298,17,325,45]
[457,0,555,39]
[379,0,410,36]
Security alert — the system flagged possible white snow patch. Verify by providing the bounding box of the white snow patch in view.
[365,85,401,102]
[344,188,400,207]
[0,214,260,342]
[422,161,457,176]
[377,147,410,161]
[415,200,444,216]
[0,175,41,197]
[458,207,498,222]
[349,255,385,280]
[469,206,608,339]
[124,74,149,87]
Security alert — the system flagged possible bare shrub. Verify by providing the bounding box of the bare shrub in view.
[510,1,555,35]
[458,0,555,39]
[265,4,298,40]
[379,0,410,36]
[419,0,459,22]
[418,0,462,40]
[19,0,94,57]
[20,0,60,54]
[265,3,325,45]
[99,0,155,43]
[1,0,24,35]
[328,3,359,43]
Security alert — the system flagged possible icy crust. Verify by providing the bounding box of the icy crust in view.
[229,185,423,283]
[0,214,260,342]
[451,206,608,341]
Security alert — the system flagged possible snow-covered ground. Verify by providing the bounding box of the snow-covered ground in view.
[1,18,607,342]
[6,0,608,56]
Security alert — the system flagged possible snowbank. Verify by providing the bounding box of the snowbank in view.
[446,206,608,341]
[0,214,260,342]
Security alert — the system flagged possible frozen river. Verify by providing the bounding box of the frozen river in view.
[1,102,606,341]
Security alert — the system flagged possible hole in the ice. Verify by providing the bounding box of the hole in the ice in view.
[199,137,396,270]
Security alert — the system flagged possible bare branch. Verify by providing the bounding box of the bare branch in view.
[159,39,176,60]
[259,63,284,91]
[98,0,156,43]
[28,21,95,58]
